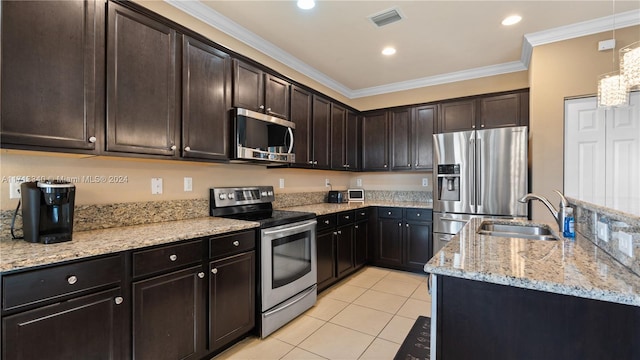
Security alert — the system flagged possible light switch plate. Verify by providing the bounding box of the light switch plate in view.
[356,178,362,187]
[183,177,192,192]
[597,221,609,242]
[618,231,634,257]
[422,178,429,187]
[151,178,163,195]
[325,178,330,187]
[279,178,285,189]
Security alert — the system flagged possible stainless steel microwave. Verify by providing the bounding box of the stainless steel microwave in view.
[232,108,295,164]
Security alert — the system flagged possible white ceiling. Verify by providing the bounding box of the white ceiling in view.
[166,1,640,98]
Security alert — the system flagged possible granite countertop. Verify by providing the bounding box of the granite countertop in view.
[284,200,433,216]
[424,217,640,307]
[0,217,259,273]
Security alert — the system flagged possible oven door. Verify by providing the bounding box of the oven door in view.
[261,219,317,311]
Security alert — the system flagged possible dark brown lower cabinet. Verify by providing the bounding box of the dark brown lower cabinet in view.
[354,219,369,268]
[316,229,337,291]
[336,224,355,278]
[132,265,206,360]
[209,251,255,353]
[437,276,640,360]
[3,288,126,360]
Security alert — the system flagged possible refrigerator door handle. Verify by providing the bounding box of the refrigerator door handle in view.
[469,136,475,208]
[477,137,482,207]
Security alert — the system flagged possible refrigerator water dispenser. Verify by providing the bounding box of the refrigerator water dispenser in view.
[437,164,460,201]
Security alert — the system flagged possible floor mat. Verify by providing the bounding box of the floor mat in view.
[393,316,431,360]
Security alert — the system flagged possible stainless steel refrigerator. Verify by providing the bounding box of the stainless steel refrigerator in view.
[432,126,528,254]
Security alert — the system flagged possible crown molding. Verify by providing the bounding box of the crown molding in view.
[165,1,640,99]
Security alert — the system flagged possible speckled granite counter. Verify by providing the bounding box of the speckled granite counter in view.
[0,217,259,273]
[284,201,433,216]
[424,217,640,307]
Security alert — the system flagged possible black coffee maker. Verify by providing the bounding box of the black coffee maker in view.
[20,180,76,244]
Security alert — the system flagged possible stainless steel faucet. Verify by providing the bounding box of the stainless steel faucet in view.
[518,190,572,231]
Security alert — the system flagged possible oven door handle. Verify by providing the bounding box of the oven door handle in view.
[263,284,317,317]
[262,220,317,236]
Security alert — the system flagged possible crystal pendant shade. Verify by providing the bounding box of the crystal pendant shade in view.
[620,41,640,91]
[597,71,628,107]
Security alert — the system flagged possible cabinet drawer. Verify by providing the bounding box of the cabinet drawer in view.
[355,208,371,221]
[3,255,122,311]
[317,214,337,232]
[133,240,202,278]
[378,207,402,219]
[209,230,255,259]
[337,211,355,226]
[405,208,432,221]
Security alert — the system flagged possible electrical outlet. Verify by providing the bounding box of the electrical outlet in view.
[422,178,429,187]
[597,221,609,242]
[183,177,192,192]
[9,177,21,199]
[151,178,163,195]
[618,231,634,258]
[356,178,362,187]
[279,178,285,189]
[325,178,330,187]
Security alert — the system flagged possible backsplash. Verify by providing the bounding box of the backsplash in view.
[0,190,432,241]
[571,198,640,277]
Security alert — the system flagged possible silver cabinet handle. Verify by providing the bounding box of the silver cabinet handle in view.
[198,272,205,279]
[259,105,265,110]
[170,145,177,150]
[384,164,388,168]
[67,275,77,285]
[314,161,318,165]
[309,161,314,164]
[360,212,366,216]
[184,146,191,152]
[398,222,402,227]
[324,220,330,224]
[408,163,411,167]
[169,254,177,261]
[337,230,342,234]
[114,296,123,305]
[267,107,271,112]
[211,268,218,274]
[333,231,338,235]
[344,215,350,219]
[233,241,240,247]
[417,213,421,217]
[388,211,392,215]
[88,136,97,143]
[355,225,359,229]
[406,223,409,227]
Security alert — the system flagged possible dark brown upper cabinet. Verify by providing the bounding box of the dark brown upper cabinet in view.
[330,104,347,170]
[362,111,389,171]
[437,90,529,133]
[413,105,435,171]
[289,85,313,166]
[233,60,290,119]
[311,95,331,169]
[106,2,180,157]
[182,36,232,161]
[345,111,360,171]
[390,108,412,171]
[1,0,104,153]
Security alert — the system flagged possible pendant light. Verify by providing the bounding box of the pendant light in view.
[620,41,640,90]
[597,0,628,108]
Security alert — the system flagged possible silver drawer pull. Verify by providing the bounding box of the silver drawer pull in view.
[360,212,365,215]
[417,213,421,216]
[67,275,78,285]
[169,254,178,261]
[355,225,359,229]
[324,220,330,224]
[338,230,342,234]
[88,136,97,143]
[233,241,240,247]
[211,268,218,274]
[388,211,392,215]
[198,272,205,279]
[114,296,124,305]
[345,215,350,219]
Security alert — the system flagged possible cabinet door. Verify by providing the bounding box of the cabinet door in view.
[330,104,347,170]
[413,105,436,170]
[362,111,389,170]
[312,95,332,168]
[345,111,360,170]
[182,36,231,161]
[376,218,403,266]
[133,265,206,360]
[232,60,264,112]
[438,100,476,133]
[316,230,336,291]
[336,225,355,278]
[479,93,522,129]
[390,108,412,171]
[3,288,126,359]
[1,0,102,151]
[354,221,369,268]
[264,74,290,119]
[106,3,179,156]
[210,251,255,352]
[290,85,313,166]
[404,220,433,270]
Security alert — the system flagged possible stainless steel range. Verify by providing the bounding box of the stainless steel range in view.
[210,186,317,338]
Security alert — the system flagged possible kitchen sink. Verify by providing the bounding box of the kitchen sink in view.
[477,222,558,241]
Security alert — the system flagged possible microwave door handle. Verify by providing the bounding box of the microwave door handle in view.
[287,127,294,153]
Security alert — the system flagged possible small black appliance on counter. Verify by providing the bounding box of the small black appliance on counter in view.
[20,180,76,244]
[327,191,343,203]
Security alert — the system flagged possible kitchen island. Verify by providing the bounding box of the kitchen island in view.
[424,217,640,359]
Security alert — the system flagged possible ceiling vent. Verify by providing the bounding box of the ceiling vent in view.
[368,7,405,28]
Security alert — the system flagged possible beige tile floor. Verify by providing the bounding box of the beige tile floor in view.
[213,266,431,360]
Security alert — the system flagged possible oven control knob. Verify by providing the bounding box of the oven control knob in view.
[267,191,273,196]
[261,191,268,197]
[219,193,227,200]
[228,193,235,199]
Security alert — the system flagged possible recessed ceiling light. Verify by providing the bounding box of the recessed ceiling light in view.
[502,15,522,26]
[297,0,315,10]
[382,47,396,56]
